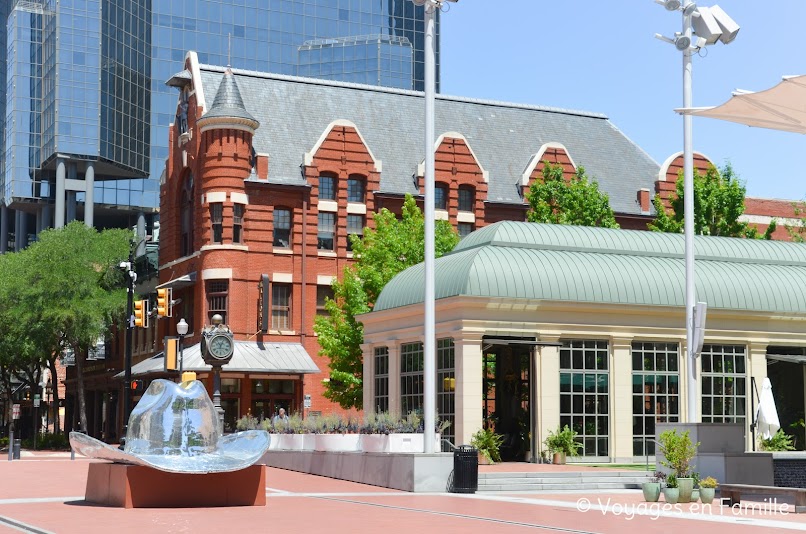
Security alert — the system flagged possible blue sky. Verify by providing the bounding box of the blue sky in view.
[440,1,806,200]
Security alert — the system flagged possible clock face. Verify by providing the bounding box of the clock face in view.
[208,334,233,360]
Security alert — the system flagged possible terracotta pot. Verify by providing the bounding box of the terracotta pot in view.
[552,451,566,465]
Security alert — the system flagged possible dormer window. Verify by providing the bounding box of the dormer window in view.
[435,184,448,210]
[458,186,474,212]
[319,175,336,200]
[347,175,365,203]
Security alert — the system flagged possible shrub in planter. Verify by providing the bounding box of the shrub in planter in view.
[699,476,718,504]
[642,470,665,502]
[663,473,679,504]
[471,428,504,464]
[543,425,583,464]
[657,429,699,503]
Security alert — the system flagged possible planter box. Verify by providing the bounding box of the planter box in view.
[359,433,436,453]
[360,435,389,453]
[275,434,315,451]
[315,434,361,452]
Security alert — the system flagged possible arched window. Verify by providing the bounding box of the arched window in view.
[347,174,366,203]
[458,185,475,212]
[180,173,194,257]
[319,173,336,201]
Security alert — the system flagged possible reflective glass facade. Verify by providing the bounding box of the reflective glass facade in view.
[2,0,437,227]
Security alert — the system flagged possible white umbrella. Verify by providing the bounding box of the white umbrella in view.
[756,377,781,440]
[677,75,806,134]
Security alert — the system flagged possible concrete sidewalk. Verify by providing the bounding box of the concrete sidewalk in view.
[1,457,804,534]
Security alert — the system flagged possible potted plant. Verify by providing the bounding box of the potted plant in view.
[699,476,718,504]
[657,429,699,503]
[691,472,700,502]
[663,473,679,504]
[544,425,583,465]
[642,470,665,502]
[472,428,504,464]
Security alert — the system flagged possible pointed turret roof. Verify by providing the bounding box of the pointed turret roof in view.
[197,68,259,132]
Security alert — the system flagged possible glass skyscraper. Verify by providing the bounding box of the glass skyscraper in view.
[1,0,439,252]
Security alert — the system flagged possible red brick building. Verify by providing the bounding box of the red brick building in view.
[65,50,803,439]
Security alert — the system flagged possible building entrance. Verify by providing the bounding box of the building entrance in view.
[766,348,806,450]
[482,343,532,462]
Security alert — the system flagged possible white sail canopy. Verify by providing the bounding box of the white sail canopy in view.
[677,75,806,134]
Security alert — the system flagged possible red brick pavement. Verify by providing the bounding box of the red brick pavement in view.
[1,458,805,534]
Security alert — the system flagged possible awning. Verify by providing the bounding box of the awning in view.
[676,75,806,134]
[115,340,320,378]
[767,353,806,365]
[156,272,197,290]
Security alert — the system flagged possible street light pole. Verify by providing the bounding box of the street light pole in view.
[422,0,437,455]
[120,248,135,448]
[682,0,697,424]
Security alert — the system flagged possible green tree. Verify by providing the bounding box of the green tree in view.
[12,221,131,432]
[314,195,459,409]
[526,162,619,228]
[649,163,776,239]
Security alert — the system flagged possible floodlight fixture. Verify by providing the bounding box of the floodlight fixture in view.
[674,33,692,51]
[682,2,697,15]
[691,6,723,45]
[655,0,682,11]
[710,5,739,44]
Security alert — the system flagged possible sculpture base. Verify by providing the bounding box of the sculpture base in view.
[84,463,266,508]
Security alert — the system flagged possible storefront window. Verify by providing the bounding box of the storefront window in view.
[221,398,240,433]
[374,347,389,413]
[221,378,241,394]
[559,340,609,457]
[400,342,424,415]
[701,344,747,425]
[631,342,679,456]
[437,338,455,452]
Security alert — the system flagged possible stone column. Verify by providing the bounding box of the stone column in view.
[748,342,768,451]
[0,205,8,253]
[536,336,562,460]
[362,344,374,413]
[611,337,633,462]
[55,158,66,228]
[84,162,95,227]
[454,334,483,447]
[387,344,400,416]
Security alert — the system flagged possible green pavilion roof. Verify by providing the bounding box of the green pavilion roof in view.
[372,221,806,314]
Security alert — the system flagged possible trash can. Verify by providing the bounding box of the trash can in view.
[12,439,21,460]
[451,445,478,493]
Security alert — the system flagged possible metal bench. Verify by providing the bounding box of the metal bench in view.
[719,483,806,513]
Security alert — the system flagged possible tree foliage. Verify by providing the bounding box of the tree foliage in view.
[526,162,619,228]
[314,195,459,409]
[649,163,775,239]
[0,222,131,434]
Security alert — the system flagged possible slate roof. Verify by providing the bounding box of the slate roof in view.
[195,66,660,215]
[200,68,259,125]
[116,340,320,377]
[373,220,806,313]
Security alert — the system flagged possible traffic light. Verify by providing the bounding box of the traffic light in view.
[156,288,172,317]
[130,379,145,393]
[133,299,149,328]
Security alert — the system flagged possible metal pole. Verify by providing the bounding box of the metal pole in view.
[682,1,697,424]
[179,334,184,375]
[750,376,756,451]
[121,249,134,449]
[213,367,224,434]
[423,0,436,454]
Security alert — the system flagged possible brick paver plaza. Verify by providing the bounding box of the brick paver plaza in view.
[2,454,805,533]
